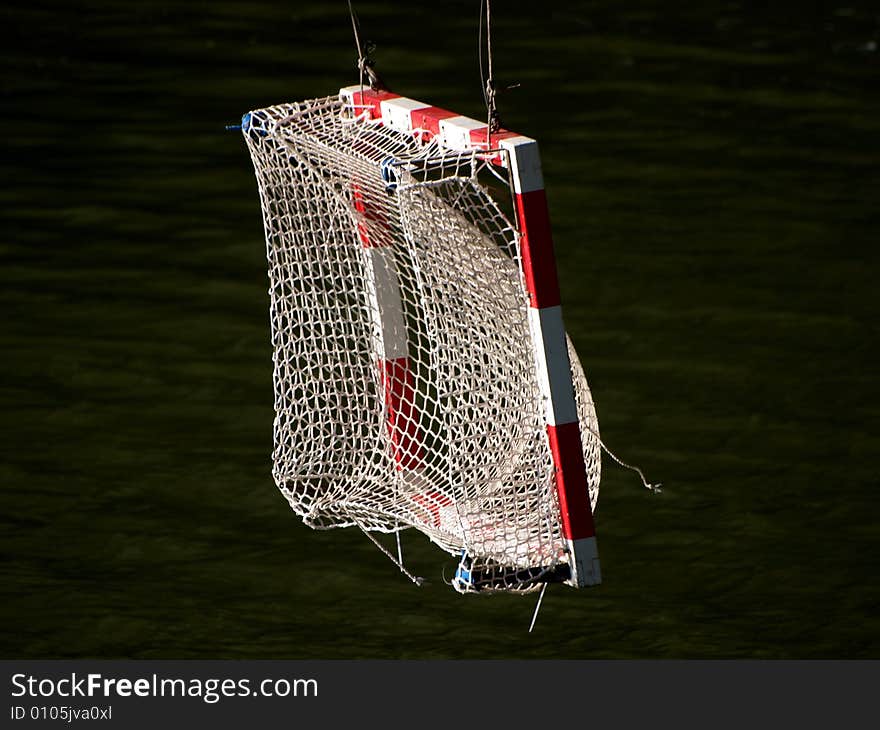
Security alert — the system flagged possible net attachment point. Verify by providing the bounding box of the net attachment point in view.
[379,156,400,191]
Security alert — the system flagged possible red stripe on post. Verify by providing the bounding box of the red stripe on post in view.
[351,183,387,248]
[515,190,562,309]
[546,422,596,540]
[468,127,521,161]
[409,106,456,140]
[350,89,401,119]
[381,357,424,470]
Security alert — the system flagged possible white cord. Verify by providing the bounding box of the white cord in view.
[528,582,548,633]
[354,518,424,586]
[582,424,662,493]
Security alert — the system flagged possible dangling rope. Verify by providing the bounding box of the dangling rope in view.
[394,520,403,565]
[354,517,425,586]
[581,424,662,493]
[528,582,548,633]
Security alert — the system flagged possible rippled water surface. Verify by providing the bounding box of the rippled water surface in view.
[2,1,878,657]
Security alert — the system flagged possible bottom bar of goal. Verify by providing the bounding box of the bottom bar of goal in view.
[451,535,601,592]
[453,553,571,593]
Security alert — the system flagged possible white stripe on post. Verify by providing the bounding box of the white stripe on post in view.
[439,116,486,151]
[380,97,430,133]
[338,85,361,104]
[526,306,578,427]
[364,247,408,361]
[498,136,545,194]
[570,536,601,586]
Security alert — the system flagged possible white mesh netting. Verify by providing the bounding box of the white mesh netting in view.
[243,94,600,592]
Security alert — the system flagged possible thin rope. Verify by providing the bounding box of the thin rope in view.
[395,523,403,566]
[347,1,386,92]
[347,0,366,94]
[485,0,494,99]
[354,518,424,586]
[478,0,486,107]
[582,425,662,493]
[528,582,548,633]
[484,0,499,143]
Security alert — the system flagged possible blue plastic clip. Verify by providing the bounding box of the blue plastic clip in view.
[227,112,268,138]
[452,550,474,591]
[380,156,400,191]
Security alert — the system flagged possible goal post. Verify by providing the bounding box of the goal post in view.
[338,86,600,588]
[241,85,602,592]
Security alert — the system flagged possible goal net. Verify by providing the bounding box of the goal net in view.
[241,87,601,592]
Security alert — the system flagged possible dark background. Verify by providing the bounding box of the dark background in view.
[2,0,878,658]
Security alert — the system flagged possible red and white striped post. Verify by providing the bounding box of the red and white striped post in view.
[351,182,423,472]
[340,86,600,586]
[351,143,454,530]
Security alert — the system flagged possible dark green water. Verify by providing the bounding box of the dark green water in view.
[2,0,878,658]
